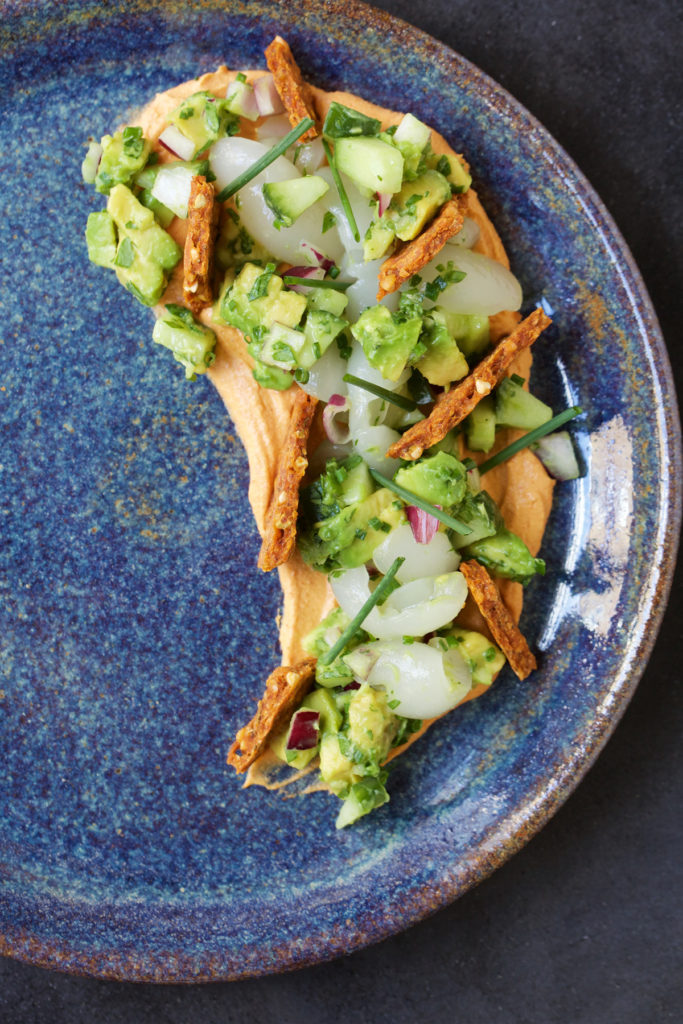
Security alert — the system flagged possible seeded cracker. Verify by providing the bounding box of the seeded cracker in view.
[228,656,317,772]
[376,197,465,300]
[257,388,318,572]
[265,36,319,142]
[387,307,552,460]
[460,560,537,679]
[183,175,218,313]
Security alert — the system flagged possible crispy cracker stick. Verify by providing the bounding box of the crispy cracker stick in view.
[265,36,319,142]
[183,175,218,313]
[228,656,317,772]
[387,307,552,460]
[376,197,465,300]
[460,560,537,679]
[257,389,318,572]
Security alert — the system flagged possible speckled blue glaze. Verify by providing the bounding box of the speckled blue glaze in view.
[0,0,679,982]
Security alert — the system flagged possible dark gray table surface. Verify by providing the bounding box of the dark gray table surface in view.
[2,1,681,1021]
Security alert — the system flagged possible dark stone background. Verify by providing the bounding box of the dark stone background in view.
[2,0,681,1020]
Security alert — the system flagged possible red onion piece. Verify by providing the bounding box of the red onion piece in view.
[322,396,351,443]
[301,241,334,271]
[286,709,320,750]
[377,192,392,218]
[253,74,285,116]
[158,125,195,161]
[343,681,361,691]
[406,505,441,544]
[531,431,580,481]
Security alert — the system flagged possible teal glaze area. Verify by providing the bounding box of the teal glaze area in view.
[0,0,680,980]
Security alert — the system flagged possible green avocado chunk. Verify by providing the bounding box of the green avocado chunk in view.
[105,185,182,306]
[462,527,546,585]
[449,490,503,550]
[95,127,151,195]
[351,304,423,382]
[152,304,217,380]
[394,451,467,508]
[439,628,506,686]
[465,395,496,452]
[415,309,469,386]
[214,262,307,339]
[386,169,451,241]
[167,91,239,158]
[85,211,117,267]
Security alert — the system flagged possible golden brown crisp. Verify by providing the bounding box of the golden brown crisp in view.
[227,656,317,772]
[376,197,465,300]
[183,175,218,313]
[460,560,537,679]
[386,307,552,460]
[265,36,319,142]
[257,388,318,572]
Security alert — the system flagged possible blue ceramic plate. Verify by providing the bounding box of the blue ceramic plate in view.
[0,0,679,981]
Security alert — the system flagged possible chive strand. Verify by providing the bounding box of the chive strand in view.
[282,276,352,292]
[343,373,417,411]
[369,470,473,535]
[322,138,360,242]
[320,557,405,666]
[478,406,583,474]
[215,117,314,202]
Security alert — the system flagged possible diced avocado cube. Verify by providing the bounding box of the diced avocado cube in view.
[436,309,490,360]
[387,170,451,241]
[495,377,553,430]
[95,127,151,194]
[465,395,496,452]
[251,359,293,391]
[259,322,306,369]
[108,183,155,231]
[416,309,469,386]
[340,460,373,504]
[262,175,330,228]
[449,490,503,550]
[430,152,472,193]
[306,287,349,318]
[152,304,217,379]
[347,684,399,761]
[461,527,546,585]
[85,211,117,267]
[297,309,348,369]
[394,451,467,508]
[137,188,175,228]
[319,733,357,795]
[214,263,307,339]
[334,137,404,194]
[167,91,239,158]
[363,217,395,261]
[445,628,506,687]
[351,304,423,382]
[334,493,405,569]
[114,249,166,307]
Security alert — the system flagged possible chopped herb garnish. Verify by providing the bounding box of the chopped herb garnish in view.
[236,71,247,83]
[247,262,276,300]
[387,699,401,709]
[122,125,144,159]
[114,237,135,268]
[369,469,473,535]
[483,647,498,662]
[282,276,352,292]
[477,406,583,474]
[313,341,322,360]
[271,341,297,365]
[216,117,314,201]
[510,373,526,386]
[165,303,196,326]
[336,335,352,360]
[329,264,341,279]
[402,636,416,645]
[355,528,367,540]
[368,516,382,530]
[343,373,417,412]
[436,155,451,177]
[319,556,405,665]
[322,137,360,243]
[322,210,337,234]
[294,367,309,384]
